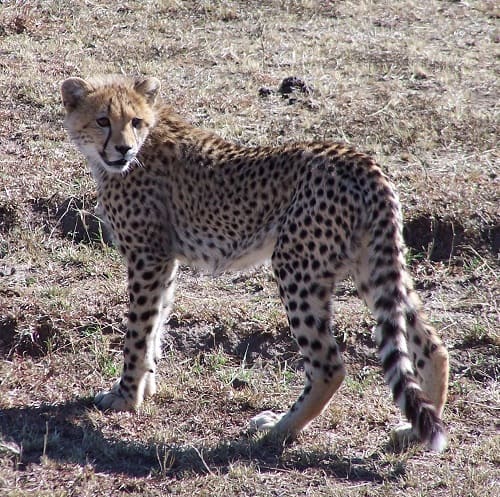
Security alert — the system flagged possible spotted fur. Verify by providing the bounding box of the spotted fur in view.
[61,74,449,452]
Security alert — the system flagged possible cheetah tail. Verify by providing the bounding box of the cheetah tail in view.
[375,309,447,452]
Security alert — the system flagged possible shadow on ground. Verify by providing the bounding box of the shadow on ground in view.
[0,399,397,483]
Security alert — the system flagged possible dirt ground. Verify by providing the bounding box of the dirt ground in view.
[0,1,498,496]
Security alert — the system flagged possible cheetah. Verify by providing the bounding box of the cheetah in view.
[61,74,449,452]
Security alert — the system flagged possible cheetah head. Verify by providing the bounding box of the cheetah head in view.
[61,75,160,175]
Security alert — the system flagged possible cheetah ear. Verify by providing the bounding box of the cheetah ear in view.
[134,77,161,105]
[61,77,93,111]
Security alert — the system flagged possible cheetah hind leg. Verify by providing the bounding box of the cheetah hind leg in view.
[249,272,346,443]
[95,379,136,411]
[249,361,345,443]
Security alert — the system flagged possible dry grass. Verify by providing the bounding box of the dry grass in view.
[0,1,499,496]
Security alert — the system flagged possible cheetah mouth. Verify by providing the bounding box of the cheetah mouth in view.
[100,154,130,169]
[106,159,129,167]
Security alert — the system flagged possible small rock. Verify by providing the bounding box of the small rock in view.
[0,265,16,277]
[412,67,428,80]
[258,87,274,97]
[278,76,313,96]
[0,315,17,346]
[231,377,249,390]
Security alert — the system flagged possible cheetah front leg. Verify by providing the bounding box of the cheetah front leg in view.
[143,268,177,399]
[95,259,178,411]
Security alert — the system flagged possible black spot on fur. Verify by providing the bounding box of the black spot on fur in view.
[406,309,417,327]
[382,349,408,373]
[305,315,315,327]
[327,346,338,360]
[381,320,398,338]
[392,375,412,405]
[375,296,395,311]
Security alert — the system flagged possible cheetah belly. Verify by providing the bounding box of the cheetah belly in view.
[176,232,278,276]
[224,236,277,273]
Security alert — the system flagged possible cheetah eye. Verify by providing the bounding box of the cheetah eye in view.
[96,117,110,128]
[131,117,143,128]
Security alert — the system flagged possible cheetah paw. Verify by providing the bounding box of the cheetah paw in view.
[249,410,286,433]
[95,381,136,411]
[390,422,418,450]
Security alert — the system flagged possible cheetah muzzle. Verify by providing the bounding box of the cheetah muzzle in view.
[61,74,449,453]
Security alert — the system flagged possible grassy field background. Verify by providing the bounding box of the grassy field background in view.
[0,1,498,495]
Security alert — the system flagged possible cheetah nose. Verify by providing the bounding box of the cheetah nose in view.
[115,145,132,156]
